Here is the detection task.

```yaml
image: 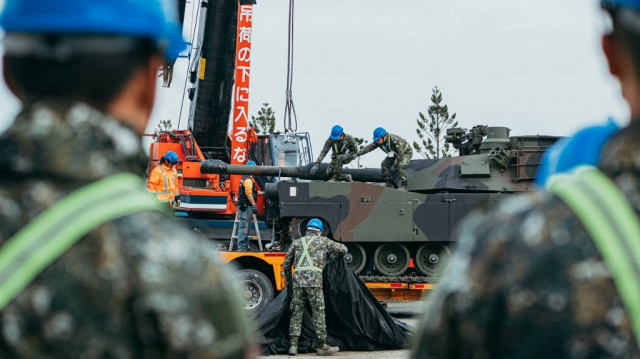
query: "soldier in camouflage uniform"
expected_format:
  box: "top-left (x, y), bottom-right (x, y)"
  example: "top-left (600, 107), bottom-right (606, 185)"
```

top-left (356, 127), bottom-right (413, 189)
top-left (0, 1), bottom-right (255, 358)
top-left (310, 125), bottom-right (358, 182)
top-left (283, 219), bottom-right (347, 356)
top-left (412, 1), bottom-right (640, 358)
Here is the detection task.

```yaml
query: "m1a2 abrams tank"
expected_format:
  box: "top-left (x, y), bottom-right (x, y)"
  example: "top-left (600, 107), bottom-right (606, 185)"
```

top-left (201, 126), bottom-right (560, 281)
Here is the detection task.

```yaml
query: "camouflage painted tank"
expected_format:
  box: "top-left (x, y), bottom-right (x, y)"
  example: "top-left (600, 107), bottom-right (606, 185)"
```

top-left (201, 126), bottom-right (560, 280)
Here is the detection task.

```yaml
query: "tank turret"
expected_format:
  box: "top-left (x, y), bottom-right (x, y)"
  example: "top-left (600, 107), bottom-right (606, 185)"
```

top-left (203, 126), bottom-right (560, 194)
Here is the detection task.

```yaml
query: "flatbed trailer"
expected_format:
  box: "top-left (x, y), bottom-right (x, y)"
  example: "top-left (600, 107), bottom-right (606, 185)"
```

top-left (218, 251), bottom-right (435, 312)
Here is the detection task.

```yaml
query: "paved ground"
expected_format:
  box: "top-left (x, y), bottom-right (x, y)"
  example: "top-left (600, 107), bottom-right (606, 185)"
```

top-left (259, 349), bottom-right (411, 358)
top-left (258, 300), bottom-right (424, 359)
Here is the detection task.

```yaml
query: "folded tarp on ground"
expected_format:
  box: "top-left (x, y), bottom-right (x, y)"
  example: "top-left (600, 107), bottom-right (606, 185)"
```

top-left (254, 255), bottom-right (414, 355)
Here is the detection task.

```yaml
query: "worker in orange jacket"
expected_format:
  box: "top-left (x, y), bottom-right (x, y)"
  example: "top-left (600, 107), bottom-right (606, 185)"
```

top-left (147, 151), bottom-right (179, 206)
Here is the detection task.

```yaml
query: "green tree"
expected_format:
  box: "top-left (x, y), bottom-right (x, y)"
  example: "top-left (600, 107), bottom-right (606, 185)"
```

top-left (249, 102), bottom-right (276, 134)
top-left (353, 136), bottom-right (368, 168)
top-left (413, 86), bottom-right (458, 159)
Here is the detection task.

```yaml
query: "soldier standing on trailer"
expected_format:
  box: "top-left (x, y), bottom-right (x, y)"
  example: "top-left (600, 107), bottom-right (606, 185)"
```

top-left (356, 127), bottom-right (413, 190)
top-left (310, 125), bottom-right (358, 182)
top-left (236, 160), bottom-right (264, 251)
top-left (283, 218), bottom-right (347, 356)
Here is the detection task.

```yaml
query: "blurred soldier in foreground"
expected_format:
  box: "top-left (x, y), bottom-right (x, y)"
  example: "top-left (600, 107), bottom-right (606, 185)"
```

top-left (412, 1), bottom-right (640, 358)
top-left (310, 125), bottom-right (358, 182)
top-left (147, 150), bottom-right (180, 206)
top-left (356, 127), bottom-right (413, 190)
top-left (283, 219), bottom-right (347, 356)
top-left (0, 0), bottom-right (255, 357)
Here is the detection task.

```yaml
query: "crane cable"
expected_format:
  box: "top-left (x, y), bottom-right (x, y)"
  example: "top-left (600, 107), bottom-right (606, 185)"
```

top-left (283, 0), bottom-right (298, 133)
top-left (177, 0), bottom-right (201, 129)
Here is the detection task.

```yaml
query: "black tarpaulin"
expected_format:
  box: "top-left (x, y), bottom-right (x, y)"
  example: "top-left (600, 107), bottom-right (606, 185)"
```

top-left (253, 256), bottom-right (414, 355)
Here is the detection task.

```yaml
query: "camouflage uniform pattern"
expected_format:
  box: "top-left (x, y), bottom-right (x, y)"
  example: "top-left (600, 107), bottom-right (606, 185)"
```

top-left (283, 233), bottom-right (347, 340)
top-left (288, 287), bottom-right (327, 340)
top-left (315, 134), bottom-right (358, 182)
top-left (412, 121), bottom-right (640, 358)
top-left (0, 102), bottom-right (252, 359)
top-left (358, 133), bottom-right (413, 186)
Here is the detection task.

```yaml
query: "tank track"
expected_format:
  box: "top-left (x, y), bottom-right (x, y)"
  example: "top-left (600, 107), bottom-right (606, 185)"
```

top-left (358, 275), bottom-right (439, 284)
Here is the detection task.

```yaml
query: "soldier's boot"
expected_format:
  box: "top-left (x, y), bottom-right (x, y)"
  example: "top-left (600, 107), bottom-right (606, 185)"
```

top-left (342, 174), bottom-right (353, 182)
top-left (316, 340), bottom-right (339, 356)
top-left (399, 180), bottom-right (407, 191)
top-left (328, 176), bottom-right (339, 183)
top-left (384, 181), bottom-right (394, 188)
top-left (289, 337), bottom-right (298, 355)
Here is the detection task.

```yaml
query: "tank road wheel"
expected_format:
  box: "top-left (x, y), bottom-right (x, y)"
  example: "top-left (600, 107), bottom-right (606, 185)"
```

top-left (344, 243), bottom-right (366, 274)
top-left (373, 243), bottom-right (410, 276)
top-left (415, 243), bottom-right (452, 277)
top-left (237, 269), bottom-right (274, 313)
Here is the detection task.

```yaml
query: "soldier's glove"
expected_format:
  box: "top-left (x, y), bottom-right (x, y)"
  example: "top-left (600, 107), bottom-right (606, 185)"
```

top-left (251, 205), bottom-right (258, 214)
top-left (310, 164), bottom-right (319, 175)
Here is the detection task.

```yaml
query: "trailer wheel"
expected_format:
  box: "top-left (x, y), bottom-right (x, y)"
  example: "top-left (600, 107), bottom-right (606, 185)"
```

top-left (237, 269), bottom-right (274, 313)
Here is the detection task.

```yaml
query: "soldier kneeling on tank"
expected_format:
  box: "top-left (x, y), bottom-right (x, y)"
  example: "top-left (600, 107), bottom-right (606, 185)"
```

top-left (355, 127), bottom-right (413, 190)
top-left (283, 219), bottom-right (347, 356)
top-left (310, 125), bottom-right (358, 182)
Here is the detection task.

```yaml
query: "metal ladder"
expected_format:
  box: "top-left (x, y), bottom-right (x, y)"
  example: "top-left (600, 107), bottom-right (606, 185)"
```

top-left (229, 211), bottom-right (263, 251)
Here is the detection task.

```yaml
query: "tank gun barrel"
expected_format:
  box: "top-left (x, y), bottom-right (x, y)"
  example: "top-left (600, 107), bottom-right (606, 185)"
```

top-left (200, 160), bottom-right (384, 182)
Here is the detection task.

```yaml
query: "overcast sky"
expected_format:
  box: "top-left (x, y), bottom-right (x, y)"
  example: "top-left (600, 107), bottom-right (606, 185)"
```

top-left (0, 0), bottom-right (630, 168)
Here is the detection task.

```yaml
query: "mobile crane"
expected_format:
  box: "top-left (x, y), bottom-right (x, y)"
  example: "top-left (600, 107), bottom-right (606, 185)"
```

top-left (149, 0), bottom-right (319, 313)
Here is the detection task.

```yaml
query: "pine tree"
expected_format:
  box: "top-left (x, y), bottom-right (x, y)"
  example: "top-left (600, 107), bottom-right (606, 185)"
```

top-left (413, 86), bottom-right (458, 159)
top-left (249, 103), bottom-right (276, 134)
top-left (352, 137), bottom-right (368, 168)
top-left (153, 119), bottom-right (173, 141)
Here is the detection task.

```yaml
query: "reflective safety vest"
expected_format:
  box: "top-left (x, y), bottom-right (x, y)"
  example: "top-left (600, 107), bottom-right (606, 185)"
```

top-left (237, 175), bottom-right (257, 208)
top-left (379, 135), bottom-right (393, 154)
top-left (0, 173), bottom-right (164, 310)
top-left (148, 164), bottom-right (178, 203)
top-left (332, 141), bottom-right (346, 154)
top-left (548, 165), bottom-right (640, 346)
top-left (294, 236), bottom-right (323, 273)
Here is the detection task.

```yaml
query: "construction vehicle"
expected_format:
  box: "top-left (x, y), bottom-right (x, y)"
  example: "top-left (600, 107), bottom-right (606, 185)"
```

top-left (148, 2), bottom-right (560, 313)
top-left (148, 0), bottom-right (320, 313)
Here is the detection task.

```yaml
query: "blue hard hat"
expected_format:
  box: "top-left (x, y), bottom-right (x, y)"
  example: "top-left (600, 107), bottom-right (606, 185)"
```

top-left (246, 160), bottom-right (257, 166)
top-left (601, 0), bottom-right (640, 10)
top-left (307, 218), bottom-right (323, 232)
top-left (0, 0), bottom-right (185, 61)
top-left (163, 151), bottom-right (178, 164)
top-left (373, 127), bottom-right (387, 142)
top-left (535, 118), bottom-right (620, 187)
top-left (330, 125), bottom-right (343, 140)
